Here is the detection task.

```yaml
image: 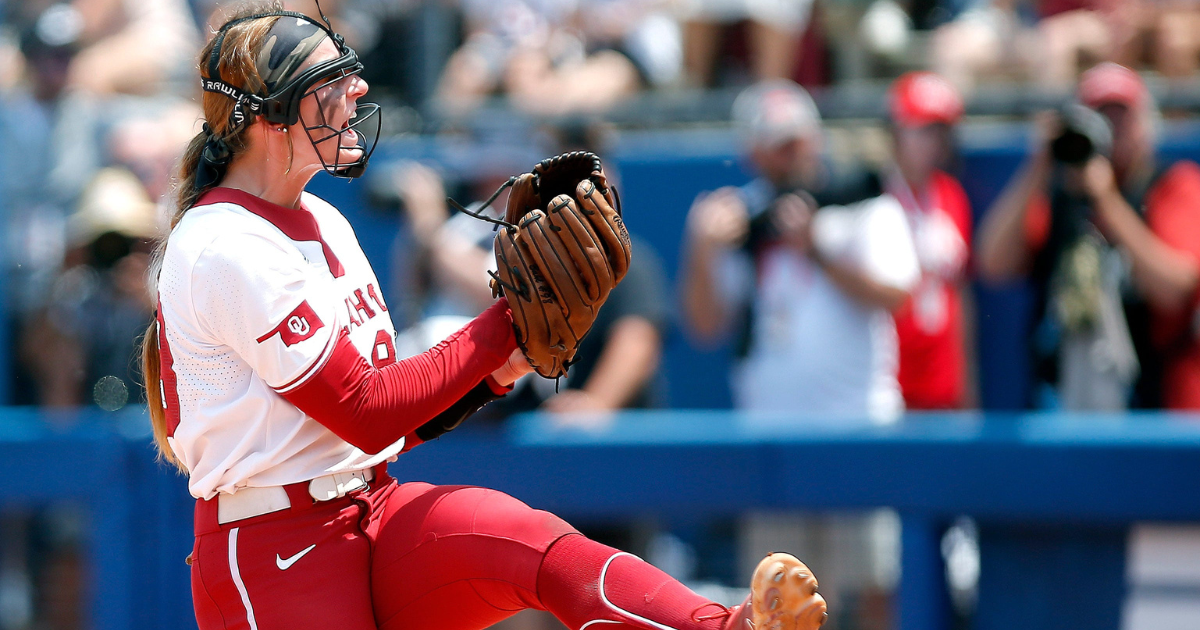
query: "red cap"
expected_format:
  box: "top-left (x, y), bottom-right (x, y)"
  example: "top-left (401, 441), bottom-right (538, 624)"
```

top-left (1078, 63), bottom-right (1148, 111)
top-left (888, 72), bottom-right (963, 127)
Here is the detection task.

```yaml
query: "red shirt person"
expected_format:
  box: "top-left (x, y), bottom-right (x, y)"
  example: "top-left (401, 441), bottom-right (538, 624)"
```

top-left (979, 63), bottom-right (1200, 409)
top-left (886, 72), bottom-right (973, 409)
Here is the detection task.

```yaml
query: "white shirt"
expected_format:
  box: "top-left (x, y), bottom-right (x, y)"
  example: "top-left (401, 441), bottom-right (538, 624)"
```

top-left (728, 193), bottom-right (920, 422)
top-left (156, 188), bottom-right (404, 500)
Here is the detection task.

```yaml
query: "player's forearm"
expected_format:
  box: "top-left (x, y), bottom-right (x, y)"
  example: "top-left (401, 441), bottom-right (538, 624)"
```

top-left (977, 156), bottom-right (1050, 282)
top-left (681, 243), bottom-right (729, 342)
top-left (581, 317), bottom-right (662, 408)
top-left (1093, 190), bottom-right (1200, 311)
top-left (401, 377), bottom-right (510, 451)
top-left (283, 300), bottom-right (516, 454)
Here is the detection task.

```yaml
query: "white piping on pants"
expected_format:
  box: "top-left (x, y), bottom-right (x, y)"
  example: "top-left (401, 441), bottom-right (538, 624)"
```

top-left (228, 527), bottom-right (260, 630)
top-left (579, 552), bottom-right (682, 630)
top-left (581, 620), bottom-right (624, 630)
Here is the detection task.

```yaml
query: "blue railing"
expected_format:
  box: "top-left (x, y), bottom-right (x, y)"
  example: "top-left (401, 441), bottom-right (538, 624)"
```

top-left (2, 409), bottom-right (1199, 630)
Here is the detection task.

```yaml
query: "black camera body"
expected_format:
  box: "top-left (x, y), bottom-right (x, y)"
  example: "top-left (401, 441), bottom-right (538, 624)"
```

top-left (1050, 103), bottom-right (1113, 165)
top-left (743, 170), bottom-right (882, 252)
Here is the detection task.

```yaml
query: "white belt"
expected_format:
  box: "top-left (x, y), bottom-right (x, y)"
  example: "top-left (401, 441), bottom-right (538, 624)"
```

top-left (217, 469), bottom-right (375, 525)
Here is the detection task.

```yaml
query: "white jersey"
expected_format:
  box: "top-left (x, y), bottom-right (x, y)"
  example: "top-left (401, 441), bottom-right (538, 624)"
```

top-left (156, 188), bottom-right (404, 500)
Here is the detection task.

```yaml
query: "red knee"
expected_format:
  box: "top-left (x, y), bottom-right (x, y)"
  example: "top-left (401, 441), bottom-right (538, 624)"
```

top-left (370, 483), bottom-right (579, 628)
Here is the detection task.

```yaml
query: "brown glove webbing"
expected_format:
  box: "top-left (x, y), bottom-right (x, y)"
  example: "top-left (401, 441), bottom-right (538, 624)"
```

top-left (532, 151), bottom-right (605, 200)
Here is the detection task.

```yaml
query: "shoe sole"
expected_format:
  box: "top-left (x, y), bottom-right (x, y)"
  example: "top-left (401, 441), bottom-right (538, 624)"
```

top-left (749, 553), bottom-right (827, 630)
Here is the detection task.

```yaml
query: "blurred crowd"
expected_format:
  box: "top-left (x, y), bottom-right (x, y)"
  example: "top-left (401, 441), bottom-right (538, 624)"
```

top-left (683, 62), bottom-right (1200, 418)
top-left (0, 0), bottom-right (1197, 408)
top-left (2, 0), bottom-right (1200, 627)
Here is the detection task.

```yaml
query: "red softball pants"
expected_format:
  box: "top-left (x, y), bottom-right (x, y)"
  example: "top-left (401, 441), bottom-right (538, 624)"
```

top-left (190, 467), bottom-right (733, 630)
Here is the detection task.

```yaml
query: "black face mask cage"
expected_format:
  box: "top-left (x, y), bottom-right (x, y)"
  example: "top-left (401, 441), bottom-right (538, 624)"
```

top-left (200, 7), bottom-right (381, 178)
top-left (299, 80), bottom-right (382, 179)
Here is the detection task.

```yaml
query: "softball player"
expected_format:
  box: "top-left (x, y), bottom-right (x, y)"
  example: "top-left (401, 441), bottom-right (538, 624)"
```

top-left (142, 4), bottom-right (827, 630)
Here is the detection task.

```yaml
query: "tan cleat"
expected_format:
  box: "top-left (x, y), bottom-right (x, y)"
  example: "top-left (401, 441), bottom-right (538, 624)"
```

top-left (721, 553), bottom-right (827, 630)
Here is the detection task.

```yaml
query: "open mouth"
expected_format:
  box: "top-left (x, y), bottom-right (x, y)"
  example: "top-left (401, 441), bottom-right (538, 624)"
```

top-left (308, 100), bottom-right (379, 174)
top-left (338, 111), bottom-right (359, 147)
top-left (336, 111), bottom-right (357, 145)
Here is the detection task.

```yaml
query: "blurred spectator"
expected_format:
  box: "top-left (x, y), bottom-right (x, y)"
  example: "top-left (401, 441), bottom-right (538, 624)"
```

top-left (1148, 0), bottom-right (1200, 77)
top-left (1033, 0), bottom-right (1117, 86)
top-left (1109, 0), bottom-right (1200, 78)
top-left (108, 101), bottom-right (202, 202)
top-left (384, 153), bottom-right (529, 327)
top-left (573, 0), bottom-right (683, 89)
top-left (1, 4), bottom-right (102, 327)
top-left (385, 143), bottom-right (670, 421)
top-left (436, 0), bottom-right (673, 116)
top-left (533, 122), bottom-right (671, 417)
top-left (858, 0), bottom-right (917, 64)
top-left (977, 63), bottom-right (1200, 410)
top-left (20, 167), bottom-right (157, 408)
top-left (885, 72), bottom-right (974, 409)
top-left (680, 82), bottom-right (918, 624)
top-left (678, 0), bottom-right (813, 86)
top-left (931, 0), bottom-right (1120, 92)
top-left (681, 79), bottom-right (919, 420)
top-left (15, 102), bottom-right (197, 407)
top-left (333, 0), bottom-right (450, 104)
top-left (20, 0), bottom-right (200, 96)
top-left (929, 0), bottom-right (1030, 92)
top-left (526, 232), bottom-right (670, 418)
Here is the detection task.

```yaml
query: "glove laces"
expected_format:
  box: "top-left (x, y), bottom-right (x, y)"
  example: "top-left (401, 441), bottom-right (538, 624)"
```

top-left (446, 176), bottom-right (518, 231)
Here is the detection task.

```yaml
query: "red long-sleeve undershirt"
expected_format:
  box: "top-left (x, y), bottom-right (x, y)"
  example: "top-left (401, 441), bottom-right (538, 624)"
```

top-left (281, 299), bottom-right (517, 454)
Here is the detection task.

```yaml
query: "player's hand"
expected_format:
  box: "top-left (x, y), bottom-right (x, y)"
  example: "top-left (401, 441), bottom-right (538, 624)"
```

top-left (772, 193), bottom-right (815, 254)
top-left (491, 348), bottom-right (535, 387)
top-left (687, 187), bottom-right (749, 252)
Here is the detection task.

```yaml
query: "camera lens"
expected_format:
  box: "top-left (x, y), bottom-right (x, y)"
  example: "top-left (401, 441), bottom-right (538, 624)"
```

top-left (1051, 103), bottom-right (1113, 165)
top-left (1051, 129), bottom-right (1094, 164)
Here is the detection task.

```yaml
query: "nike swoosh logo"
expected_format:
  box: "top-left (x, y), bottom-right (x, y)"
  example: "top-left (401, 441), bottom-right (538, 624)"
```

top-left (276, 544), bottom-right (316, 570)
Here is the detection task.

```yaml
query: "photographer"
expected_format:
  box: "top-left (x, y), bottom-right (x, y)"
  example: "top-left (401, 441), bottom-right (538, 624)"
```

top-left (681, 79), bottom-right (920, 420)
top-left (681, 80), bottom-right (918, 624)
top-left (977, 63), bottom-right (1200, 410)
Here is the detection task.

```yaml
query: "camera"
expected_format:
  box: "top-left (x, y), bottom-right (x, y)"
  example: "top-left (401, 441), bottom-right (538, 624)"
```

top-left (1050, 103), bottom-right (1113, 165)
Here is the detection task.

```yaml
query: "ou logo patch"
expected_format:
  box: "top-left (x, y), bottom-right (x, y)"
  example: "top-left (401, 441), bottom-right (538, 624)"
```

top-left (257, 301), bottom-right (325, 347)
top-left (288, 315), bottom-right (311, 336)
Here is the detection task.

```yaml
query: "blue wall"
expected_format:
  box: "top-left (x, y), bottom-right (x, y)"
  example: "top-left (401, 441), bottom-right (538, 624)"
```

top-left (5, 409), bottom-right (1200, 630)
